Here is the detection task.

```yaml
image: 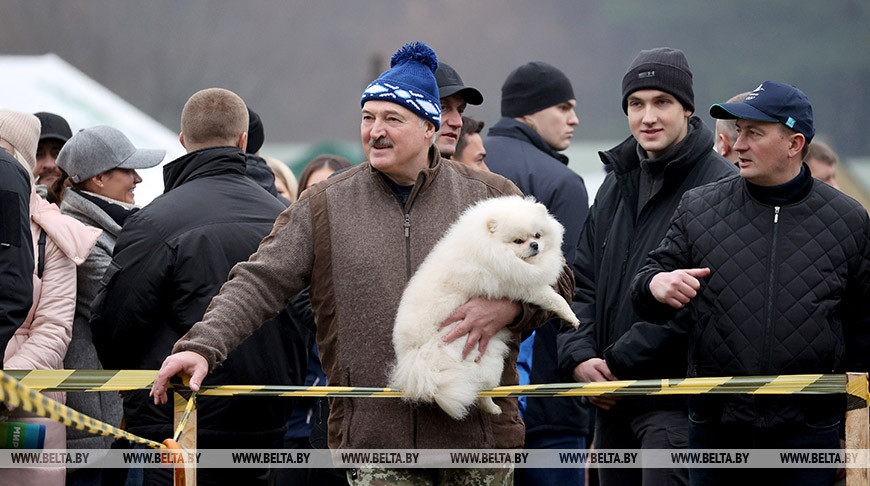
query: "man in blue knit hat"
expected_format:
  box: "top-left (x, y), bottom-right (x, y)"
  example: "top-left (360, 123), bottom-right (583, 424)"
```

top-left (152, 42), bottom-right (573, 485)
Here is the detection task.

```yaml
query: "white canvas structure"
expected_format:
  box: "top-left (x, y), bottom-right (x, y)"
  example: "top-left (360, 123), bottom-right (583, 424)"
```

top-left (0, 53), bottom-right (183, 205)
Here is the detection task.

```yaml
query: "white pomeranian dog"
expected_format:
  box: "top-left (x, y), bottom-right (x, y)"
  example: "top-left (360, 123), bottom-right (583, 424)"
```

top-left (389, 195), bottom-right (579, 420)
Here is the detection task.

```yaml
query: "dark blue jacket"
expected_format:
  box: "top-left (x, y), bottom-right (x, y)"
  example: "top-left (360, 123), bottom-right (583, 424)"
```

top-left (485, 117), bottom-right (590, 439)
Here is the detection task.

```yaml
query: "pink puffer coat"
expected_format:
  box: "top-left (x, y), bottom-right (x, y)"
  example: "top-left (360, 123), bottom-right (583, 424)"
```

top-left (2, 191), bottom-right (100, 486)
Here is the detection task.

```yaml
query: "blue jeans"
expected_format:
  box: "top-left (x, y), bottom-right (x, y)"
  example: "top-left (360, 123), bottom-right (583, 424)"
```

top-left (515, 434), bottom-right (585, 486)
top-left (688, 409), bottom-right (840, 486)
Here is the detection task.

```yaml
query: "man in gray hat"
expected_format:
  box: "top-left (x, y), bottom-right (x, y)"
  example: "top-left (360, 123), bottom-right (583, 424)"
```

top-left (434, 62), bottom-right (483, 159)
top-left (33, 112), bottom-right (73, 190)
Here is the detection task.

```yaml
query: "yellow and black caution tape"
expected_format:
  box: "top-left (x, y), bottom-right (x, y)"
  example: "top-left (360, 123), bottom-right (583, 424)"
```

top-left (4, 370), bottom-right (865, 402)
top-left (172, 393), bottom-right (196, 443)
top-left (4, 369), bottom-right (158, 392)
top-left (846, 373), bottom-right (869, 411)
top-left (0, 370), bottom-right (164, 449)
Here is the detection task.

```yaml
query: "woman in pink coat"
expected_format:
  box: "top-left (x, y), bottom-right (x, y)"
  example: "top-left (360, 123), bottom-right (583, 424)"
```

top-left (0, 110), bottom-right (100, 486)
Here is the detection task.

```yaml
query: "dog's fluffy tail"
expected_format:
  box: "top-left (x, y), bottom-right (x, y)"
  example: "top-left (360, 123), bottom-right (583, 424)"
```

top-left (388, 342), bottom-right (442, 402)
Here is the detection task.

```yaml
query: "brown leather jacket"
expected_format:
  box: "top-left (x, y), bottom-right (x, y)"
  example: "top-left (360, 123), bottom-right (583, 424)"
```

top-left (175, 147), bottom-right (574, 449)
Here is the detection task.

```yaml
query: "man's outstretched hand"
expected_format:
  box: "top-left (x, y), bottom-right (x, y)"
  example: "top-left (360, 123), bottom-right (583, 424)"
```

top-left (649, 268), bottom-right (710, 309)
top-left (149, 351), bottom-right (208, 405)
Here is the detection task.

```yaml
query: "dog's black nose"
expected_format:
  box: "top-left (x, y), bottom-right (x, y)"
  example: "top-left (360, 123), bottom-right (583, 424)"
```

top-left (530, 241), bottom-right (538, 251)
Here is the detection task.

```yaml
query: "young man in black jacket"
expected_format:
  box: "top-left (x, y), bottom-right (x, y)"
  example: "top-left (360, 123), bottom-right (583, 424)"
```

top-left (632, 81), bottom-right (870, 485)
top-left (557, 47), bottom-right (736, 486)
top-left (91, 88), bottom-right (308, 486)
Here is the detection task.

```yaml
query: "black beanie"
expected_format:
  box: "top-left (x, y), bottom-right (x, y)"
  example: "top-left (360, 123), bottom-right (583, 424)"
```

top-left (501, 62), bottom-right (575, 118)
top-left (246, 108), bottom-right (264, 154)
top-left (621, 47), bottom-right (694, 114)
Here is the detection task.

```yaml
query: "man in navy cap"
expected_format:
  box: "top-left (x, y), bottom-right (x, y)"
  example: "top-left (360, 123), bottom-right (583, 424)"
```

top-left (631, 81), bottom-right (870, 484)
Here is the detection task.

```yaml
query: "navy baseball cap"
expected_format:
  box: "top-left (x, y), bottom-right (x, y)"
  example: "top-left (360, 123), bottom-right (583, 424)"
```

top-left (710, 81), bottom-right (814, 142)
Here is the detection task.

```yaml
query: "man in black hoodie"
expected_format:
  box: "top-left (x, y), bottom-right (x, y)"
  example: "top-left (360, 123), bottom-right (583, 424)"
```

top-left (557, 48), bottom-right (735, 486)
top-left (91, 88), bottom-right (308, 486)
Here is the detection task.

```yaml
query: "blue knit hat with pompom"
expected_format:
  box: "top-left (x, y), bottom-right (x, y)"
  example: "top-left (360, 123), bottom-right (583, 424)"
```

top-left (361, 42), bottom-right (442, 130)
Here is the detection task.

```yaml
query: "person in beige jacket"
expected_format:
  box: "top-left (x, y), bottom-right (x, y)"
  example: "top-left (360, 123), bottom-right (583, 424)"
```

top-left (151, 42), bottom-right (573, 485)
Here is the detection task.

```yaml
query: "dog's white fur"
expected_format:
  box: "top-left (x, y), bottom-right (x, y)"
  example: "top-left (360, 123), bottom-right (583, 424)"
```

top-left (389, 195), bottom-right (579, 420)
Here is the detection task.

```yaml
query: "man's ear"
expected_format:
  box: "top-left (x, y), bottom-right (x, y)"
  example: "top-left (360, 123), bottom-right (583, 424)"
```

top-left (424, 121), bottom-right (436, 140)
top-left (179, 132), bottom-right (186, 149)
top-left (788, 133), bottom-right (806, 160)
top-left (716, 133), bottom-right (730, 157)
top-left (237, 132), bottom-right (248, 152)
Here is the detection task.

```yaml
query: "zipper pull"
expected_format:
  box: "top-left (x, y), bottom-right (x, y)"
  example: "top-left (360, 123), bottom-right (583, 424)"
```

top-left (774, 206), bottom-right (780, 223)
top-left (404, 214), bottom-right (411, 237)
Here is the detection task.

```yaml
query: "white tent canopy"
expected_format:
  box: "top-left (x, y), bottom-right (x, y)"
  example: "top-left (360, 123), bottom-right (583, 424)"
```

top-left (0, 53), bottom-right (183, 205)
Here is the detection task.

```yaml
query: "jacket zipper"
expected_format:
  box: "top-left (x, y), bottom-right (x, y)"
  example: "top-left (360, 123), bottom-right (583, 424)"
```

top-left (760, 205), bottom-right (780, 427)
top-left (404, 213), bottom-right (412, 281)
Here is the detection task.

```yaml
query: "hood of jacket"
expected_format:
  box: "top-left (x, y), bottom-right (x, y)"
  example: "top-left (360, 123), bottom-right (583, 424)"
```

top-left (487, 117), bottom-right (569, 165)
top-left (602, 115), bottom-right (715, 178)
top-left (163, 146), bottom-right (247, 193)
top-left (30, 189), bottom-right (101, 265)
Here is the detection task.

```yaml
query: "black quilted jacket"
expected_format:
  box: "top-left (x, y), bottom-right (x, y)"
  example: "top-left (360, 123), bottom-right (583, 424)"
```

top-left (632, 173), bottom-right (870, 427)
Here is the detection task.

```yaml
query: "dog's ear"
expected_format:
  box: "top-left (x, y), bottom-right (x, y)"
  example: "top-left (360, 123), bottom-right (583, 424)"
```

top-left (487, 217), bottom-right (499, 234)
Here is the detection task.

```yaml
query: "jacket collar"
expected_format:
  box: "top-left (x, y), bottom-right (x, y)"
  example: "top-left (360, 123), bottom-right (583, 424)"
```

top-left (163, 146), bottom-right (246, 193)
top-left (487, 117), bottom-right (570, 165)
top-left (601, 115), bottom-right (714, 177)
top-left (368, 145), bottom-right (444, 207)
top-left (60, 187), bottom-right (124, 237)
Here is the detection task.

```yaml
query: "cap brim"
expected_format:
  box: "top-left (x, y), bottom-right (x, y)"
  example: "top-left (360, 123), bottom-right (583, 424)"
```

top-left (117, 148), bottom-right (166, 170)
top-left (710, 102), bottom-right (778, 122)
top-left (439, 85), bottom-right (484, 105)
top-left (39, 132), bottom-right (70, 142)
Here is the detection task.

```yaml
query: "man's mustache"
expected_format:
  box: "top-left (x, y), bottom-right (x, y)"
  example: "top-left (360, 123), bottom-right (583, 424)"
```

top-left (369, 137), bottom-right (393, 149)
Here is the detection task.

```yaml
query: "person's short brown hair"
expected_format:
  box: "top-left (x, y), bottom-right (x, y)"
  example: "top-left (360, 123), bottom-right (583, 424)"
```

top-left (455, 116), bottom-right (485, 159)
top-left (180, 88), bottom-right (249, 147)
top-left (714, 92), bottom-right (750, 143)
top-left (806, 140), bottom-right (838, 166)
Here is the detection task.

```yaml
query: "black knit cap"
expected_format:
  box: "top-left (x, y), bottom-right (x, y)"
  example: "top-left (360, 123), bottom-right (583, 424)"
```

top-left (246, 107), bottom-right (264, 154)
top-left (501, 62), bottom-right (575, 118)
top-left (621, 47), bottom-right (694, 114)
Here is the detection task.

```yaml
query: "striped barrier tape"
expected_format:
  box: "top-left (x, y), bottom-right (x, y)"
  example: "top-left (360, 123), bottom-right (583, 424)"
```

top-left (0, 370), bottom-right (164, 450)
top-left (172, 393), bottom-right (196, 443)
top-left (3, 370), bottom-right (866, 404)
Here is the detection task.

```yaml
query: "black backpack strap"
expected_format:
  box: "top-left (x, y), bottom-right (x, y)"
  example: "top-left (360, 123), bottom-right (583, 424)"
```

top-left (37, 229), bottom-right (46, 279)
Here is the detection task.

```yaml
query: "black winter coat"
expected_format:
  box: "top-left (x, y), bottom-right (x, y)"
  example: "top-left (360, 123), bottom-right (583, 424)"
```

top-left (91, 147), bottom-right (309, 444)
top-left (558, 117), bottom-right (736, 412)
top-left (0, 152), bottom-right (33, 363)
top-left (485, 117), bottom-right (590, 439)
top-left (632, 172), bottom-right (870, 427)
